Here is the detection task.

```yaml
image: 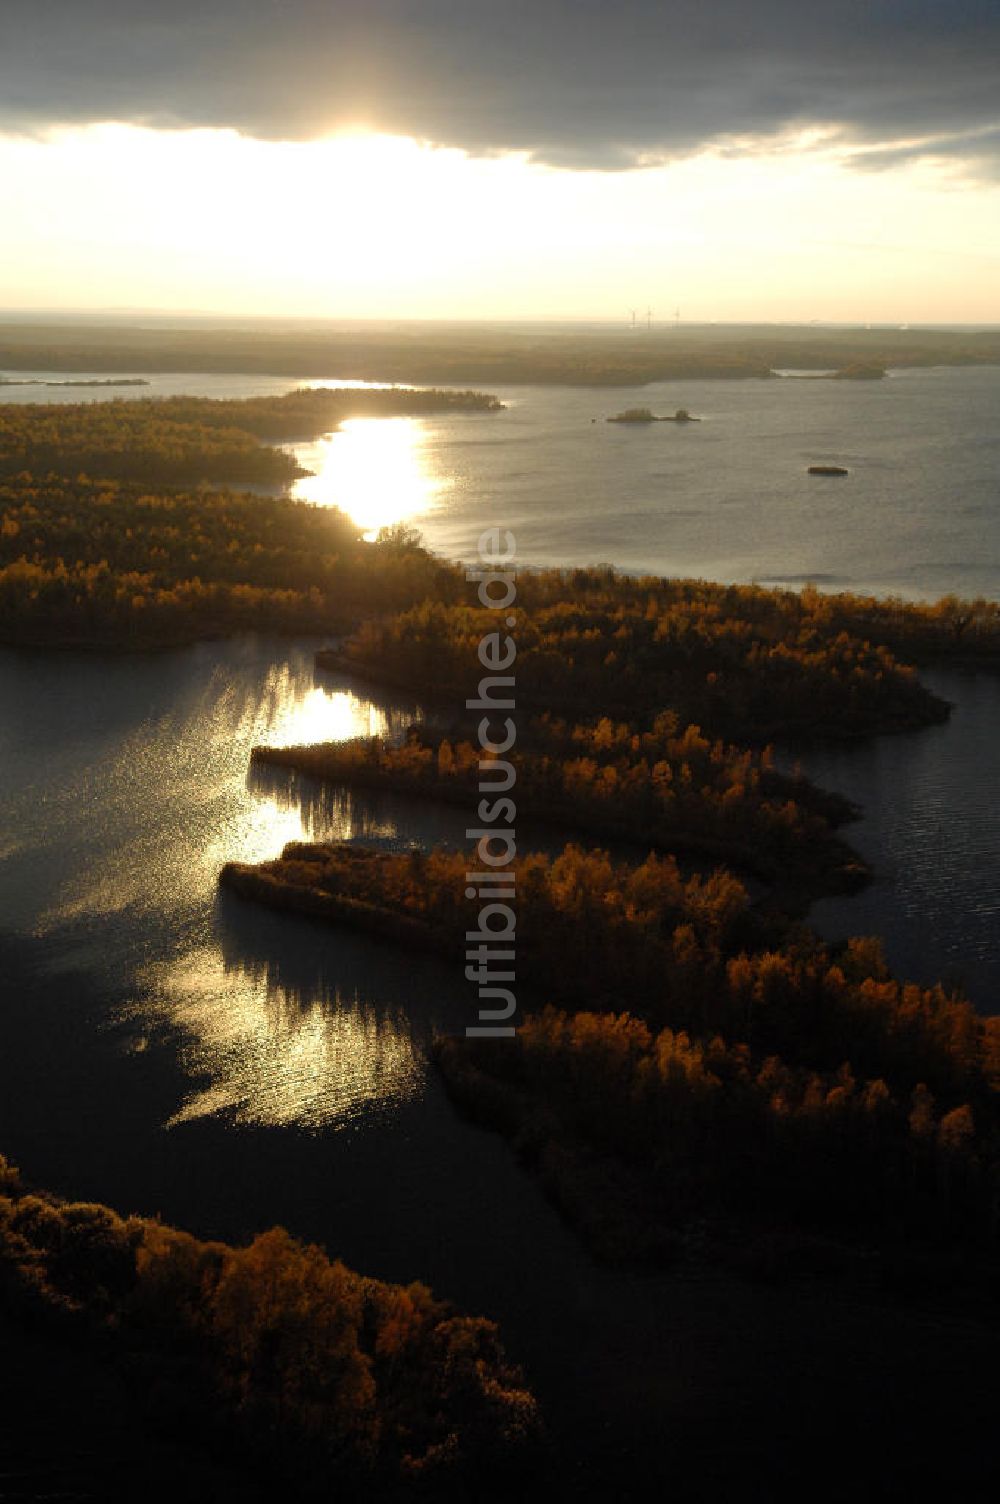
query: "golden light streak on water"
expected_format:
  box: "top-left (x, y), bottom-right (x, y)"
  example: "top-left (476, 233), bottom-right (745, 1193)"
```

top-left (34, 665), bottom-right (399, 931)
top-left (144, 946), bottom-right (423, 1130)
top-left (262, 683), bottom-right (391, 750)
top-left (21, 645), bottom-right (432, 1128)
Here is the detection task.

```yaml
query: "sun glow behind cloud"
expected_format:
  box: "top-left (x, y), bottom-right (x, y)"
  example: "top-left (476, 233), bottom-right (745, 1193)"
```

top-left (0, 122), bottom-right (998, 320)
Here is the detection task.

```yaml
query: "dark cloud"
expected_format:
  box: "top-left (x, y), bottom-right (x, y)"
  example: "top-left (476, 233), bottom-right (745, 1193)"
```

top-left (1, 0), bottom-right (998, 169)
top-left (841, 125), bottom-right (1000, 182)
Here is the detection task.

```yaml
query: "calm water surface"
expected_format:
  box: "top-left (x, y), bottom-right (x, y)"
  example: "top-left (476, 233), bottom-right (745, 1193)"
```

top-left (312, 365), bottom-right (1000, 601)
top-left (0, 638), bottom-right (476, 1132)
top-left (797, 665), bottom-right (1000, 1010)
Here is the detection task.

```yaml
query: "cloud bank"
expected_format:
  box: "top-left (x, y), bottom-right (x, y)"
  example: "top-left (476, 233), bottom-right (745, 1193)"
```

top-left (1, 0), bottom-right (998, 169)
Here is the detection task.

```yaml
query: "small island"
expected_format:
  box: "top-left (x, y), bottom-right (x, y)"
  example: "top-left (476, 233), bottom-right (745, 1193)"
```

top-left (829, 363), bottom-right (887, 380)
top-left (607, 406), bottom-right (701, 423)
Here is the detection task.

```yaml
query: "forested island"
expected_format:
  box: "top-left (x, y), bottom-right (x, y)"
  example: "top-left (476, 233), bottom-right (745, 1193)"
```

top-left (607, 406), bottom-right (700, 422)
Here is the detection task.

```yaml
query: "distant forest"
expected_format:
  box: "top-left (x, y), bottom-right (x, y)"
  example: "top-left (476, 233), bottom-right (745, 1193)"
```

top-left (1, 320), bottom-right (999, 385)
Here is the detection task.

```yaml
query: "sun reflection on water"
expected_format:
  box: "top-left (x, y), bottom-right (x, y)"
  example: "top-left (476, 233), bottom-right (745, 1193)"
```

top-left (22, 644), bottom-right (434, 1130)
top-left (210, 683), bottom-right (401, 868)
top-left (34, 663), bottom-right (404, 933)
top-left (291, 417), bottom-right (448, 538)
top-left (143, 945), bottom-right (423, 1130)
top-left (259, 684), bottom-right (392, 751)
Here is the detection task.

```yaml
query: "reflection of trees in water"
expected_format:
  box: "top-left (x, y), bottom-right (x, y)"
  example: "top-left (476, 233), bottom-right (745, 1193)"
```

top-left (247, 760), bottom-right (394, 845)
top-left (130, 888), bottom-right (474, 1129)
top-left (214, 885), bottom-right (468, 1037)
top-left (312, 657), bottom-right (426, 721)
top-left (246, 760), bottom-right (473, 851)
top-left (138, 892), bottom-right (476, 1129)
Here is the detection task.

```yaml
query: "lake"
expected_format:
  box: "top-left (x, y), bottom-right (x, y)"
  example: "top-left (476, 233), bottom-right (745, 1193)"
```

top-left (1, 365), bottom-right (999, 1489)
top-left (292, 365), bottom-right (1000, 602)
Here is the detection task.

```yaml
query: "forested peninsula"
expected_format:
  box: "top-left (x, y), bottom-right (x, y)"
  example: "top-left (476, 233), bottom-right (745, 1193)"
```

top-left (0, 388), bottom-right (486, 646)
top-left (250, 718), bottom-right (867, 899)
top-left (226, 550), bottom-right (1000, 1298)
top-left (221, 838), bottom-right (1000, 1280)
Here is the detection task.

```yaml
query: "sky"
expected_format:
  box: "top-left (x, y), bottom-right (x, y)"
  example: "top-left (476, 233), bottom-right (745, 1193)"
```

top-left (1, 0), bottom-right (998, 322)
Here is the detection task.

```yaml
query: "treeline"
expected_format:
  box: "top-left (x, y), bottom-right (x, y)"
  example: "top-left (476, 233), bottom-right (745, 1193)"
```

top-left (790, 582), bottom-right (1000, 664)
top-left (252, 716), bottom-right (866, 894)
top-left (0, 478), bottom-right (457, 646)
top-left (0, 1154), bottom-right (539, 1496)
